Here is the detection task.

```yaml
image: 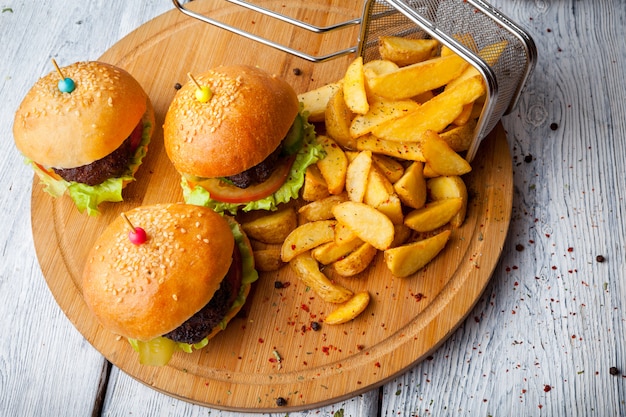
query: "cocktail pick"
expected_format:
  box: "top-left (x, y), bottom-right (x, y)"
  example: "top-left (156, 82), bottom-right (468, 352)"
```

top-left (121, 212), bottom-right (147, 245)
top-left (187, 72), bottom-right (212, 103)
top-left (51, 58), bottom-right (75, 93)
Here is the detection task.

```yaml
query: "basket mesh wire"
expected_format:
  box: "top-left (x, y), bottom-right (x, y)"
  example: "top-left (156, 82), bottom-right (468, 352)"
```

top-left (359, 0), bottom-right (535, 160)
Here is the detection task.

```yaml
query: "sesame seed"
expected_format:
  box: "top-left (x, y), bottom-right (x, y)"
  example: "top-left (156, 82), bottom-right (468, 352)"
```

top-left (172, 294), bottom-right (178, 301)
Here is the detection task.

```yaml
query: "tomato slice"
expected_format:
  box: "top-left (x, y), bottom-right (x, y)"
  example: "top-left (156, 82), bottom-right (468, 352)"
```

top-left (129, 120), bottom-right (144, 153)
top-left (190, 155), bottom-right (297, 204)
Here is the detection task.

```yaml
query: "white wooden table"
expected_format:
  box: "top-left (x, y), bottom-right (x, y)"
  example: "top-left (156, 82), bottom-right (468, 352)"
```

top-left (1, 1), bottom-right (624, 416)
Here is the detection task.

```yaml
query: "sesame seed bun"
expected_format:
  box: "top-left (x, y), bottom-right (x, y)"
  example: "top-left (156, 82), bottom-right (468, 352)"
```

top-left (82, 203), bottom-right (239, 342)
top-left (163, 65), bottom-right (299, 178)
top-left (13, 61), bottom-right (151, 169)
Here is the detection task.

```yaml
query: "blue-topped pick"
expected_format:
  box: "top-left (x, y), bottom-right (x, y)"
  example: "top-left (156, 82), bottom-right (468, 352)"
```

top-left (51, 58), bottom-right (75, 93)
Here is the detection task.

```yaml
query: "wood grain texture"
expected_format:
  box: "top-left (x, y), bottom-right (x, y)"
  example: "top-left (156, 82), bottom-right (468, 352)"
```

top-left (30, 0), bottom-right (512, 411)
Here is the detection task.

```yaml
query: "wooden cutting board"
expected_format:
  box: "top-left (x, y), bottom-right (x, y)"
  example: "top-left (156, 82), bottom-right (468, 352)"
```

top-left (31, 0), bottom-right (513, 412)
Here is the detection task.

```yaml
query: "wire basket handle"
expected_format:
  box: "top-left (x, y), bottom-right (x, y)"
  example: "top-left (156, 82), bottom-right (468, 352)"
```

top-left (171, 0), bottom-right (364, 62)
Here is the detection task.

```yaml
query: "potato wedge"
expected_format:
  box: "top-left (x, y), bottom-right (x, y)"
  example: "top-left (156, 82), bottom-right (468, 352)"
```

top-left (253, 248), bottom-right (285, 272)
top-left (298, 193), bottom-right (348, 222)
top-left (324, 291), bottom-right (371, 324)
top-left (390, 223), bottom-right (412, 248)
top-left (302, 165), bottom-right (330, 201)
top-left (240, 207), bottom-right (297, 244)
top-left (427, 176), bottom-right (468, 228)
top-left (440, 119), bottom-right (476, 152)
top-left (404, 197), bottom-right (463, 232)
top-left (325, 87), bottom-right (357, 150)
top-left (420, 130), bottom-right (472, 176)
top-left (356, 134), bottom-right (425, 162)
top-left (368, 54), bottom-right (469, 100)
top-left (393, 161), bottom-right (427, 209)
top-left (384, 230), bottom-right (451, 277)
top-left (281, 220), bottom-right (337, 262)
top-left (312, 236), bottom-right (364, 265)
top-left (334, 221), bottom-right (359, 244)
top-left (333, 242), bottom-right (378, 277)
top-left (372, 154), bottom-right (404, 183)
top-left (345, 150), bottom-right (372, 202)
top-left (378, 36), bottom-right (439, 66)
top-left (333, 201), bottom-right (395, 250)
top-left (372, 75), bottom-right (486, 142)
top-left (316, 135), bottom-right (348, 195)
top-left (289, 252), bottom-right (353, 303)
top-left (375, 194), bottom-right (404, 225)
top-left (363, 59), bottom-right (399, 76)
top-left (298, 82), bottom-right (342, 123)
top-left (343, 56), bottom-right (369, 114)
top-left (364, 166), bottom-right (395, 208)
top-left (349, 96), bottom-right (420, 138)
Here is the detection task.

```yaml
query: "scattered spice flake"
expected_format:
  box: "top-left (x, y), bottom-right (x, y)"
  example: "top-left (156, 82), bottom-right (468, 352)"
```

top-left (550, 123), bottom-right (559, 130)
top-left (515, 243), bottom-right (525, 251)
top-left (272, 350), bottom-right (283, 369)
top-left (258, 338), bottom-right (264, 344)
top-left (609, 366), bottom-right (620, 376)
top-left (544, 385), bottom-right (551, 392)
top-left (596, 255), bottom-right (606, 263)
top-left (2, 7), bottom-right (13, 13)
top-left (374, 362), bottom-right (381, 368)
top-left (275, 397), bottom-right (287, 407)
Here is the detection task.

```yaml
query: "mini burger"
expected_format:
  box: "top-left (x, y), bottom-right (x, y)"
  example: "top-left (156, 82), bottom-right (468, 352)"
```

top-left (163, 65), bottom-right (323, 214)
top-left (13, 61), bottom-right (154, 215)
top-left (82, 203), bottom-right (258, 366)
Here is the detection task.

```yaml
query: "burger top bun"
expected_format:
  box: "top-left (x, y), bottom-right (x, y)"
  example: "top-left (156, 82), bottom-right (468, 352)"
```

top-left (82, 203), bottom-right (235, 342)
top-left (163, 65), bottom-right (299, 178)
top-left (13, 61), bottom-right (149, 169)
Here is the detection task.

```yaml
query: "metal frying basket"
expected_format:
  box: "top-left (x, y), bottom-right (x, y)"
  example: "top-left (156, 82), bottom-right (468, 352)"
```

top-left (172, 0), bottom-right (537, 162)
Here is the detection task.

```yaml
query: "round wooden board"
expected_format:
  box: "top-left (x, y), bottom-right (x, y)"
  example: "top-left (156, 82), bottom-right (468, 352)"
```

top-left (31, 0), bottom-right (513, 412)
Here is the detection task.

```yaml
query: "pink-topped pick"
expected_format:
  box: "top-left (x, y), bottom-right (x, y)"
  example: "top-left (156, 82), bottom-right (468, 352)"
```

top-left (121, 213), bottom-right (147, 245)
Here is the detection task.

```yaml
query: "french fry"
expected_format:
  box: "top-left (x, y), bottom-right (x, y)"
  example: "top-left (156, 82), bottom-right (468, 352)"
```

top-left (290, 252), bottom-right (354, 303)
top-left (333, 201), bottom-right (395, 250)
top-left (420, 130), bottom-right (472, 176)
top-left (325, 88), bottom-right (357, 150)
top-left (427, 176), bottom-right (468, 228)
top-left (393, 161), bottom-right (427, 209)
top-left (404, 197), bottom-right (463, 232)
top-left (240, 207), bottom-right (297, 244)
top-left (298, 82), bottom-right (342, 122)
top-left (316, 135), bottom-right (348, 195)
top-left (302, 165), bottom-right (330, 201)
top-left (345, 150), bottom-right (372, 202)
top-left (368, 54), bottom-right (469, 100)
top-left (253, 248), bottom-right (285, 272)
top-left (349, 96), bottom-right (420, 138)
top-left (371, 75), bottom-right (486, 142)
top-left (356, 134), bottom-right (425, 162)
top-left (343, 56), bottom-right (369, 115)
top-left (333, 242), bottom-right (378, 277)
top-left (312, 236), bottom-right (364, 265)
top-left (384, 230), bottom-right (451, 277)
top-left (298, 193), bottom-right (348, 222)
top-left (324, 291), bottom-right (371, 324)
top-left (281, 220), bottom-right (337, 262)
top-left (378, 36), bottom-right (439, 66)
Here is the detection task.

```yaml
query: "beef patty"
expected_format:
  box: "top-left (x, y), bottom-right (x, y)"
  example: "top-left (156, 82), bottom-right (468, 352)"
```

top-left (163, 244), bottom-right (243, 345)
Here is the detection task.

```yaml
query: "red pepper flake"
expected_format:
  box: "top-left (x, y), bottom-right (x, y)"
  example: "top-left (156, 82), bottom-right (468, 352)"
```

top-left (322, 346), bottom-right (330, 355)
top-left (291, 244), bottom-right (297, 250)
top-left (374, 362), bottom-right (381, 368)
top-left (269, 358), bottom-right (277, 363)
top-left (567, 247), bottom-right (574, 252)
top-left (258, 338), bottom-right (264, 344)
top-left (357, 344), bottom-right (365, 351)
top-left (544, 385), bottom-right (551, 392)
top-left (301, 304), bottom-right (310, 312)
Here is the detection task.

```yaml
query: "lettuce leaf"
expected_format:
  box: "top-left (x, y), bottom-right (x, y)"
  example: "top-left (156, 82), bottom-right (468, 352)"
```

top-left (129, 219), bottom-right (258, 364)
top-left (182, 111), bottom-right (324, 214)
top-left (27, 119), bottom-right (152, 216)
